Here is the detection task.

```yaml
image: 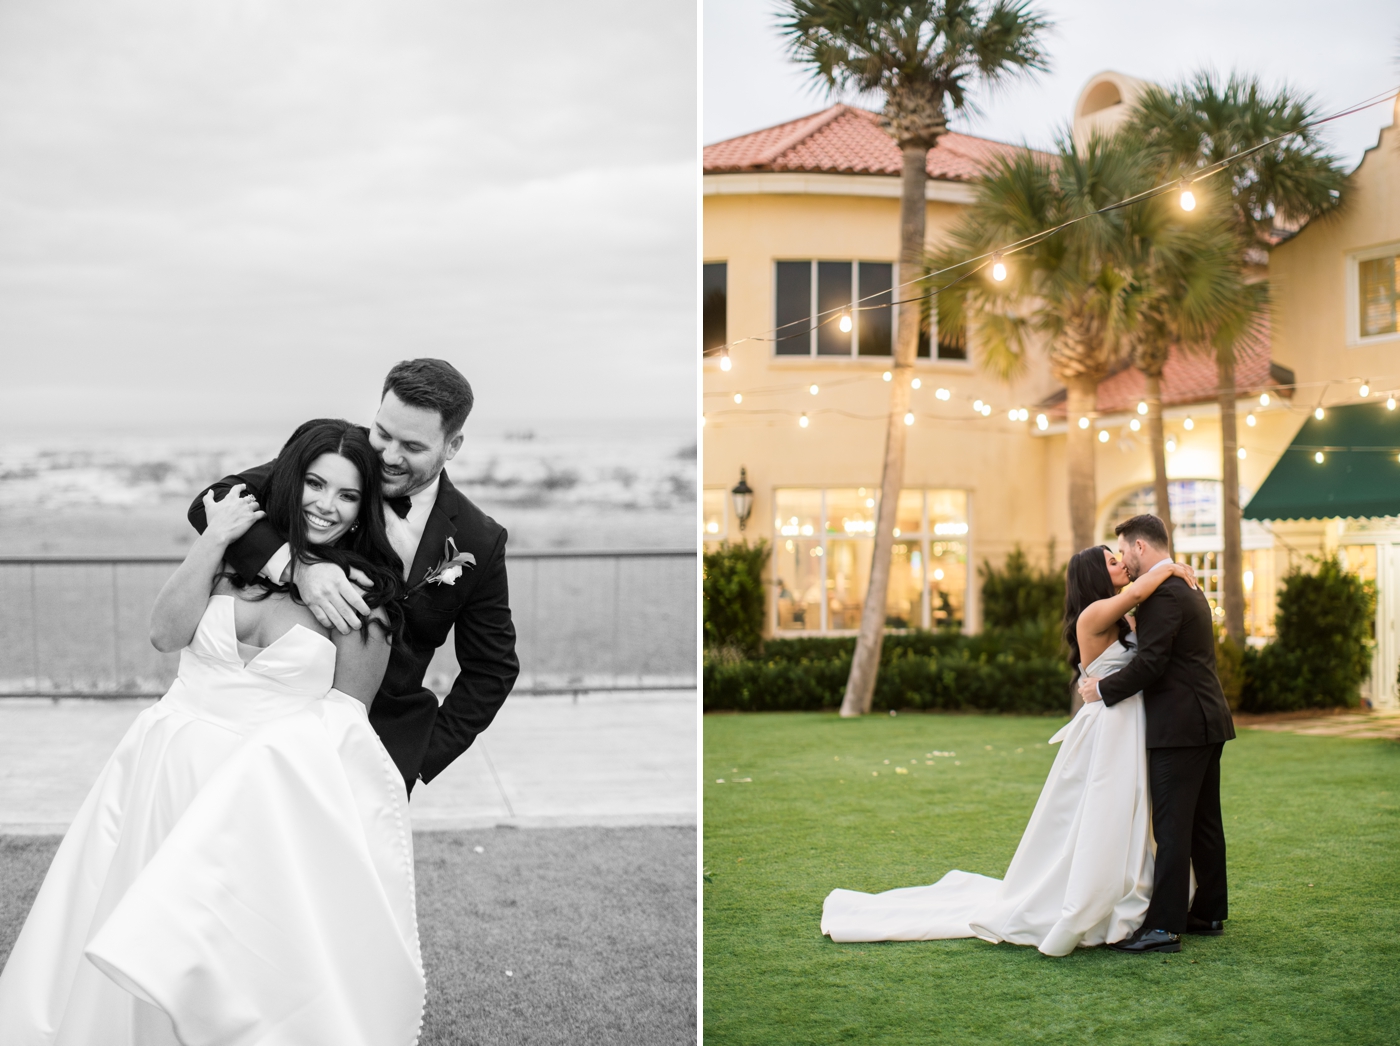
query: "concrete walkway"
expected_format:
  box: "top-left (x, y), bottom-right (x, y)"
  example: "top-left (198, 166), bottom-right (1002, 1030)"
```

top-left (1236, 708), bottom-right (1400, 741)
top-left (0, 691), bottom-right (697, 834)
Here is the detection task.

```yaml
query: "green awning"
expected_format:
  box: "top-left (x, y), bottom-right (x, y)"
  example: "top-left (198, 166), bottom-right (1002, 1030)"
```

top-left (1244, 402), bottom-right (1400, 521)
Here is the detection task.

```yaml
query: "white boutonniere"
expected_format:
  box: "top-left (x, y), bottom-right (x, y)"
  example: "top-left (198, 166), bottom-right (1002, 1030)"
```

top-left (414, 536), bottom-right (476, 591)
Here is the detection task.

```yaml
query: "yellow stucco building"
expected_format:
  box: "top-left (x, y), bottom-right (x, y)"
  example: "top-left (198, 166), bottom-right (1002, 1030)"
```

top-left (703, 74), bottom-right (1400, 704)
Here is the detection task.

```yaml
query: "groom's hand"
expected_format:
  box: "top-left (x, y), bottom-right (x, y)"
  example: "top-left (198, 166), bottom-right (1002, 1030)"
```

top-left (1078, 675), bottom-right (1103, 703)
top-left (295, 561), bottom-right (372, 634)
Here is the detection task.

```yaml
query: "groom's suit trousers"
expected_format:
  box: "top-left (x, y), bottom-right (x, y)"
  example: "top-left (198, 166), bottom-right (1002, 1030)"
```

top-left (1142, 743), bottom-right (1228, 934)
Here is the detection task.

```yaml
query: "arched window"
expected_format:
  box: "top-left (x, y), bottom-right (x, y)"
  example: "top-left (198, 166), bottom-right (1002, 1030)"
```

top-left (1103, 480), bottom-right (1223, 544)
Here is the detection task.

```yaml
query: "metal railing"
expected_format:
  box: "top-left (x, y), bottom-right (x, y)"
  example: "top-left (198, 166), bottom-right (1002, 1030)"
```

top-left (0, 550), bottom-right (696, 698)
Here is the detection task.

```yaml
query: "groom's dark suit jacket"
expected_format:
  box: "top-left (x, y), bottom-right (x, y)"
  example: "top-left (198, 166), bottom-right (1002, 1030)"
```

top-left (1098, 576), bottom-right (1235, 749)
top-left (189, 464), bottom-right (518, 794)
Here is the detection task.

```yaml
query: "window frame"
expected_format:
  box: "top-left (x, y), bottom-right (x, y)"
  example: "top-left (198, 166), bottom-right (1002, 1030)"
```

top-left (702, 261), bottom-right (728, 357)
top-left (1346, 242), bottom-right (1400, 347)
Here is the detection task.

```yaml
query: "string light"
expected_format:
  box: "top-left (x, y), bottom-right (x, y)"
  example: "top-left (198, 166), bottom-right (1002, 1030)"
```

top-left (1129, 418), bottom-right (1141, 431)
top-left (1360, 382), bottom-right (1371, 397)
top-left (973, 399), bottom-right (985, 411)
top-left (1078, 417), bottom-right (1090, 430)
top-left (1019, 408), bottom-right (1030, 421)
top-left (904, 410), bottom-right (915, 426)
top-left (839, 314), bottom-right (852, 333)
top-left (882, 371), bottom-right (892, 382)
top-left (1246, 413), bottom-right (1257, 426)
top-left (1238, 447), bottom-right (1247, 459)
top-left (1036, 414), bottom-right (1048, 430)
top-left (1315, 407), bottom-right (1325, 420)
top-left (1184, 417), bottom-right (1194, 430)
top-left (1137, 402), bottom-right (1148, 415)
top-left (1179, 178), bottom-right (1196, 211)
top-left (980, 403), bottom-right (992, 416)
top-left (991, 253), bottom-right (1007, 282)
top-left (1390, 396), bottom-right (1397, 410)
top-left (809, 384), bottom-right (819, 395)
top-left (799, 413), bottom-right (809, 428)
top-left (911, 378), bottom-right (921, 389)
top-left (719, 349), bottom-right (732, 372)
top-left (1098, 430), bottom-right (1110, 443)
top-left (1166, 437), bottom-right (1177, 452)
top-left (1259, 392), bottom-right (1270, 407)
top-left (1314, 451), bottom-right (1325, 464)
top-left (1008, 408), bottom-right (1019, 420)
top-left (733, 393), bottom-right (743, 404)
top-left (935, 388), bottom-right (951, 401)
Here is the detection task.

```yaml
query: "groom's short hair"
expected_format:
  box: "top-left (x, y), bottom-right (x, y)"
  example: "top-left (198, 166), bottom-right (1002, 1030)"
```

top-left (382, 359), bottom-right (474, 435)
top-left (1115, 513), bottom-right (1169, 550)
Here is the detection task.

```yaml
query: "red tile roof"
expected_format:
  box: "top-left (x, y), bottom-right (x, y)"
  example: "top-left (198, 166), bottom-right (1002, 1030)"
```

top-left (1038, 322), bottom-right (1292, 417)
top-left (703, 104), bottom-right (1032, 180)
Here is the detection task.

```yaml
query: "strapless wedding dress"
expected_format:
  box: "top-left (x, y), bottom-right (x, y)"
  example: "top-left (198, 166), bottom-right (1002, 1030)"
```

top-left (821, 636), bottom-right (1154, 956)
top-left (0, 595), bottom-right (425, 1045)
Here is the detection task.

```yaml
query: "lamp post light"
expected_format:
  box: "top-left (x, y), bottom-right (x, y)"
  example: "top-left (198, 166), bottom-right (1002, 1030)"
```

top-left (731, 467), bottom-right (754, 532)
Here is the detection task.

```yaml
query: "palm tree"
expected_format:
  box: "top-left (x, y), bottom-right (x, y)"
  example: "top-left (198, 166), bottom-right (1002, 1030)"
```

top-left (779, 0), bottom-right (1051, 718)
top-left (932, 134), bottom-right (1156, 555)
top-left (1124, 72), bottom-right (1348, 642)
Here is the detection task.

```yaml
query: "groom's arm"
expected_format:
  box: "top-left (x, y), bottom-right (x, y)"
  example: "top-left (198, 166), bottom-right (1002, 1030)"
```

top-left (418, 527), bottom-right (519, 784)
top-left (1097, 587), bottom-right (1185, 706)
top-left (188, 461), bottom-right (283, 584)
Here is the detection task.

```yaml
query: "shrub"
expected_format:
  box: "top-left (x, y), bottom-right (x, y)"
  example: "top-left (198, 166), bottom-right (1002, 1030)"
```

top-left (980, 544), bottom-right (1065, 630)
top-left (1239, 555), bottom-right (1375, 712)
top-left (703, 540), bottom-right (770, 656)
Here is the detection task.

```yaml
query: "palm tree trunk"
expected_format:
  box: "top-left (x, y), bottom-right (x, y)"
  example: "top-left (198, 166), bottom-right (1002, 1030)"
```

top-left (1217, 351), bottom-right (1245, 642)
top-left (1065, 375), bottom-right (1099, 555)
top-left (1145, 371), bottom-right (1173, 555)
top-left (841, 143), bottom-right (926, 717)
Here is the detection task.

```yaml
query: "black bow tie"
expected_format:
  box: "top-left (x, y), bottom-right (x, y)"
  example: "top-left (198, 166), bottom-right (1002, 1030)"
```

top-left (386, 494), bottom-right (413, 519)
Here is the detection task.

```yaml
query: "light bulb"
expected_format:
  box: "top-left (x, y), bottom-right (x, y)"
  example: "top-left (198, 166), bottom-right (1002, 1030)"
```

top-left (1360, 383), bottom-right (1370, 397)
top-left (1390, 396), bottom-right (1397, 410)
top-left (839, 314), bottom-right (852, 333)
top-left (981, 404), bottom-right (991, 416)
top-left (1036, 414), bottom-right (1048, 430)
top-left (1137, 402), bottom-right (1148, 415)
top-left (1078, 417), bottom-right (1090, 430)
top-left (809, 384), bottom-right (819, 395)
top-left (1315, 407), bottom-right (1325, 420)
top-left (719, 352), bottom-right (732, 372)
top-left (1238, 447), bottom-right (1247, 459)
top-left (733, 393), bottom-right (742, 404)
top-left (1246, 413), bottom-right (1256, 427)
top-left (1166, 437), bottom-right (1177, 453)
top-left (1008, 408), bottom-right (1019, 421)
top-left (1180, 179), bottom-right (1196, 211)
top-left (904, 411), bottom-right (915, 426)
top-left (1259, 393), bottom-right (1270, 407)
top-left (799, 413), bottom-right (809, 428)
top-left (1098, 430), bottom-right (1110, 443)
top-left (935, 388), bottom-right (951, 401)
top-left (882, 371), bottom-right (892, 382)
top-left (1020, 409), bottom-right (1030, 421)
top-left (1129, 418), bottom-right (1141, 431)
top-left (912, 378), bottom-right (921, 389)
top-left (991, 254), bottom-right (1007, 282)
top-left (1314, 451), bottom-right (1325, 464)
top-left (974, 399), bottom-right (984, 411)
top-left (1184, 417), bottom-right (1194, 431)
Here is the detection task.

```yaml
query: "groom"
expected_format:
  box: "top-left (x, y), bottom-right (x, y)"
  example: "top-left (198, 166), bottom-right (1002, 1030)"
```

top-left (188, 358), bottom-right (519, 796)
top-left (1078, 513), bottom-right (1235, 954)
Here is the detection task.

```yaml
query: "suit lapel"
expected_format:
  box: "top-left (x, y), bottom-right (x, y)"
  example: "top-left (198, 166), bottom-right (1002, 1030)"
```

top-left (407, 472), bottom-right (460, 589)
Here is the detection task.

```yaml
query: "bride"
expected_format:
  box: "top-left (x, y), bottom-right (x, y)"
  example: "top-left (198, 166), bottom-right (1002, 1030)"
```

top-left (821, 546), bottom-right (1196, 956)
top-left (0, 418), bottom-right (426, 1045)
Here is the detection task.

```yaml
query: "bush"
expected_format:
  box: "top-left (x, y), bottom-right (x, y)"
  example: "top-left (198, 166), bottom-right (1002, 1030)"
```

top-left (1239, 555), bottom-right (1375, 712)
top-left (703, 540), bottom-right (770, 656)
top-left (703, 626), bottom-right (1072, 714)
top-left (980, 544), bottom-right (1065, 630)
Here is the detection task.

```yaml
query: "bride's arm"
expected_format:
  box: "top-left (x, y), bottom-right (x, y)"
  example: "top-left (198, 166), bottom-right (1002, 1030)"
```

top-left (330, 609), bottom-right (392, 709)
top-left (151, 486), bottom-right (265, 652)
top-left (1077, 560), bottom-right (1195, 638)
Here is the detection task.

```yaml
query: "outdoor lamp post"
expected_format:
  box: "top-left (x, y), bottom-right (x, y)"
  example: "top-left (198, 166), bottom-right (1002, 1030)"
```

top-left (731, 468), bottom-right (754, 531)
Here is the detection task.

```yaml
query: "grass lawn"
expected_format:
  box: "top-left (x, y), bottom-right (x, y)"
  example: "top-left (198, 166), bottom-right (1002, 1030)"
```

top-left (703, 712), bottom-right (1400, 1046)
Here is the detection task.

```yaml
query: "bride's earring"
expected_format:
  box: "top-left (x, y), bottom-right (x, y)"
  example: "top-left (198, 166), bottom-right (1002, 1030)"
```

top-left (350, 521), bottom-right (360, 532)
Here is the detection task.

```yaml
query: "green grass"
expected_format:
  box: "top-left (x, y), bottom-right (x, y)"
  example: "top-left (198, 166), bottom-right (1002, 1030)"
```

top-left (703, 712), bottom-right (1400, 1046)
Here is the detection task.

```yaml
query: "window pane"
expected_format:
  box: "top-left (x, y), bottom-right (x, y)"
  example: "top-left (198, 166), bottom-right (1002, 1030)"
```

top-left (1359, 255), bottom-right (1400, 337)
top-left (826, 488), bottom-right (877, 537)
top-left (1103, 480), bottom-right (1222, 541)
top-left (775, 539), bottom-right (823, 631)
top-left (895, 490), bottom-right (924, 537)
top-left (857, 262), bottom-right (893, 356)
top-left (703, 262), bottom-right (727, 354)
top-left (816, 261), bottom-right (853, 355)
top-left (928, 489), bottom-right (968, 536)
top-left (887, 541), bottom-right (923, 628)
top-left (775, 261), bottom-right (812, 355)
top-left (827, 539), bottom-right (871, 630)
top-left (928, 540), bottom-right (966, 630)
top-left (702, 488), bottom-right (726, 540)
top-left (774, 488), bottom-right (820, 539)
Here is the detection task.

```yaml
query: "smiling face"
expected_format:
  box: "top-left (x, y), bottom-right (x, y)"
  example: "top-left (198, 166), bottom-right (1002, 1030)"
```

top-left (301, 452), bottom-right (363, 545)
top-left (1102, 547), bottom-right (1131, 588)
top-left (370, 390), bottom-right (464, 498)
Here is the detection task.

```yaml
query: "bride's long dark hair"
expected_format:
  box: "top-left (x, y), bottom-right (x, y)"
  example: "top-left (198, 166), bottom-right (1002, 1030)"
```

top-left (1062, 545), bottom-right (1131, 677)
top-left (220, 418), bottom-right (404, 641)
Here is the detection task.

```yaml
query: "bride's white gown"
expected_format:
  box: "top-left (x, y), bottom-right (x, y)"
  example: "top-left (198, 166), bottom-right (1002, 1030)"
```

top-left (821, 636), bottom-right (1155, 956)
top-left (0, 595), bottom-right (426, 1045)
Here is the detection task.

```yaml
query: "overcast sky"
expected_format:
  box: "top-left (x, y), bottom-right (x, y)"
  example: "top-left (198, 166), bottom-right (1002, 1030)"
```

top-left (705, 0), bottom-right (1399, 166)
top-left (0, 0), bottom-right (695, 437)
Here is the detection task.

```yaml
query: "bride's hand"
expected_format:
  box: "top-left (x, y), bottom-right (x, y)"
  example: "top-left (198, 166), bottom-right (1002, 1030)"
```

top-left (1170, 561), bottom-right (1198, 589)
top-left (201, 485), bottom-right (265, 546)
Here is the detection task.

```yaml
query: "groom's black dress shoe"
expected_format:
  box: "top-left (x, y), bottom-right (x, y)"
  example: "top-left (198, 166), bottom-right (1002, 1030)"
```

top-left (1185, 915), bottom-right (1225, 936)
top-left (1108, 929), bottom-right (1181, 954)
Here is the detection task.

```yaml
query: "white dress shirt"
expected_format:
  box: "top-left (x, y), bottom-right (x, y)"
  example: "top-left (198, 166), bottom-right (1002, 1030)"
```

top-left (261, 472), bottom-right (441, 584)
